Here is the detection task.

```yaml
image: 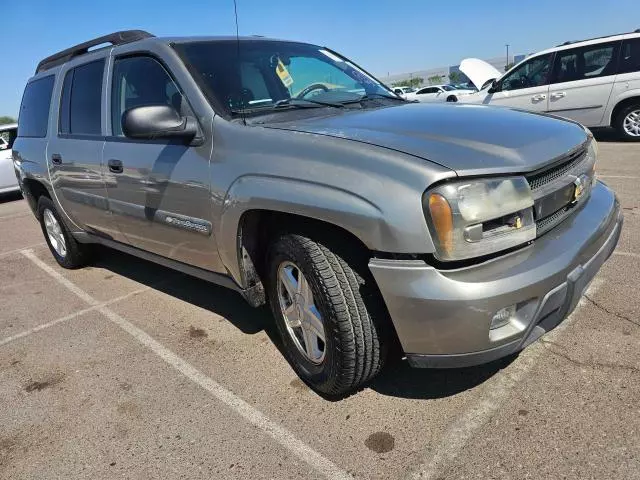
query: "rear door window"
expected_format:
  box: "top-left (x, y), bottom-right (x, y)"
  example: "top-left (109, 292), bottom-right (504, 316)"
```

top-left (18, 75), bottom-right (55, 138)
top-left (59, 59), bottom-right (104, 136)
top-left (619, 37), bottom-right (640, 74)
top-left (551, 42), bottom-right (620, 83)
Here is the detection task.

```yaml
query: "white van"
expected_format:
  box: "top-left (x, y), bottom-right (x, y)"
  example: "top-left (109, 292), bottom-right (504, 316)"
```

top-left (460, 30), bottom-right (640, 140)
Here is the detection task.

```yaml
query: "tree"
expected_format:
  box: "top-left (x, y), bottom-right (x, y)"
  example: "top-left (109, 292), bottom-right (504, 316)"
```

top-left (504, 63), bottom-right (515, 72)
top-left (392, 77), bottom-right (424, 88)
top-left (0, 116), bottom-right (16, 125)
top-left (428, 75), bottom-right (445, 85)
top-left (448, 71), bottom-right (463, 85)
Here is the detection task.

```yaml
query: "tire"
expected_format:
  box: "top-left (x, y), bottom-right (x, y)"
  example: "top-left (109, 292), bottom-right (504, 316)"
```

top-left (267, 233), bottom-right (387, 396)
top-left (614, 103), bottom-right (640, 141)
top-left (37, 196), bottom-right (92, 269)
top-left (446, 95), bottom-right (458, 103)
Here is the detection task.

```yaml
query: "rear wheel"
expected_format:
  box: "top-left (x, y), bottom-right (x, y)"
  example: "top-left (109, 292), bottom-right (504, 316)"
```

top-left (267, 233), bottom-right (387, 396)
top-left (446, 95), bottom-right (458, 103)
top-left (37, 196), bottom-right (92, 269)
top-left (614, 103), bottom-right (640, 141)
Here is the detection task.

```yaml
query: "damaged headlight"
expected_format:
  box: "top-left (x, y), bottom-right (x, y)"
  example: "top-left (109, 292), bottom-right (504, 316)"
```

top-left (425, 177), bottom-right (536, 261)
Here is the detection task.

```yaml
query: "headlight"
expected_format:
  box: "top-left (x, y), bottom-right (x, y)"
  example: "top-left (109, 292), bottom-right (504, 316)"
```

top-left (425, 177), bottom-right (536, 261)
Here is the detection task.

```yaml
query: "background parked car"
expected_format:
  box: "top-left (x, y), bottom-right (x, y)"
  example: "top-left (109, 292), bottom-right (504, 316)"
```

top-left (0, 123), bottom-right (19, 194)
top-left (392, 86), bottom-right (416, 98)
top-left (460, 29), bottom-right (640, 140)
top-left (406, 84), bottom-right (474, 103)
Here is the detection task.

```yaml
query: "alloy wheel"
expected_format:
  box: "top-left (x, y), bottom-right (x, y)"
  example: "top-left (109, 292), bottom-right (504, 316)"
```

top-left (276, 261), bottom-right (326, 364)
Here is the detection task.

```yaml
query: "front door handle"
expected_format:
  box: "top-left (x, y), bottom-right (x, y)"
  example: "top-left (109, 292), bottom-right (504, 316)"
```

top-left (51, 154), bottom-right (62, 165)
top-left (108, 159), bottom-right (123, 174)
top-left (531, 94), bottom-right (546, 102)
top-left (550, 92), bottom-right (566, 99)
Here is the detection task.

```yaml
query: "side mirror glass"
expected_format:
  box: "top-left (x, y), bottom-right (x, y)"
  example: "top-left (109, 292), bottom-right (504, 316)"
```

top-left (122, 105), bottom-right (198, 142)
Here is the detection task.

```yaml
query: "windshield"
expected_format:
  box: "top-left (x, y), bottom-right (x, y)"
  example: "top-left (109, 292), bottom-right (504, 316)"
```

top-left (175, 40), bottom-right (395, 116)
top-left (441, 85), bottom-right (456, 91)
top-left (402, 87), bottom-right (416, 93)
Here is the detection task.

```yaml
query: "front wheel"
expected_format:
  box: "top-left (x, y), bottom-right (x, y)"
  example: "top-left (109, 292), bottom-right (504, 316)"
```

top-left (614, 104), bottom-right (640, 141)
top-left (267, 233), bottom-right (387, 396)
top-left (446, 95), bottom-right (458, 103)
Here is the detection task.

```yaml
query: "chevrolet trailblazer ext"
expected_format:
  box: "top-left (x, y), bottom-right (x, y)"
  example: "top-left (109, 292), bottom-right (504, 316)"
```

top-left (13, 31), bottom-right (622, 396)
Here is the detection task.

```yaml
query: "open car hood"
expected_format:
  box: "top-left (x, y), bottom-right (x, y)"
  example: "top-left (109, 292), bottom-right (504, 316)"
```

top-left (459, 58), bottom-right (502, 91)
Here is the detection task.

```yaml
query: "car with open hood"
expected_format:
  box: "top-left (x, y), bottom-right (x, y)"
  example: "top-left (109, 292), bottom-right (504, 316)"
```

top-left (12, 30), bottom-right (622, 396)
top-left (459, 29), bottom-right (640, 140)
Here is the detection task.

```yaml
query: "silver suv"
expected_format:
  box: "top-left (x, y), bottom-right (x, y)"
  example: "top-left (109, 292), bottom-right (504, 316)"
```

top-left (13, 31), bottom-right (622, 396)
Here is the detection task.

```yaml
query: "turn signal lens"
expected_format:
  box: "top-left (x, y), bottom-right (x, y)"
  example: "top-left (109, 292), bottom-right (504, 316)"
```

top-left (429, 193), bottom-right (453, 255)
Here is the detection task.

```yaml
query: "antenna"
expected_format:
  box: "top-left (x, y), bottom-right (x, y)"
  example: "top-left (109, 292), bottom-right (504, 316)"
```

top-left (233, 0), bottom-right (246, 124)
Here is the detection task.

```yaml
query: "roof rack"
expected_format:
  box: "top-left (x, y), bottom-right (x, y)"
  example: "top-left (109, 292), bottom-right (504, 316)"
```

top-left (36, 30), bottom-right (154, 73)
top-left (556, 30), bottom-right (637, 47)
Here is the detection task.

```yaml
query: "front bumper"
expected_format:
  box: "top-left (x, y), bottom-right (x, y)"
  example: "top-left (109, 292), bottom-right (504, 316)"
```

top-left (369, 181), bottom-right (622, 368)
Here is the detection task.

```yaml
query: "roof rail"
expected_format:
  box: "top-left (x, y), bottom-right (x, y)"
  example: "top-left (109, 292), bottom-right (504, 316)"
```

top-left (556, 30), bottom-right (638, 48)
top-left (36, 30), bottom-right (154, 73)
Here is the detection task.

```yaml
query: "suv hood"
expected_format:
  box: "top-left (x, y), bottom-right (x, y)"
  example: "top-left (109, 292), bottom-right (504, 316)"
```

top-left (266, 103), bottom-right (588, 176)
top-left (459, 58), bottom-right (502, 91)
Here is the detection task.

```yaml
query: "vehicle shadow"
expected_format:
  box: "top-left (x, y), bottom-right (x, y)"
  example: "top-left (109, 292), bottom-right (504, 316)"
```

top-left (591, 127), bottom-right (624, 143)
top-left (91, 246), bottom-right (273, 336)
top-left (0, 191), bottom-right (23, 204)
top-left (91, 246), bottom-right (512, 401)
top-left (368, 354), bottom-right (517, 400)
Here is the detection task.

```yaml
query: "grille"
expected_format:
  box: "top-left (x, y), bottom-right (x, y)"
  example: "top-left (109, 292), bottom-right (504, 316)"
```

top-left (536, 206), bottom-right (572, 236)
top-left (526, 148), bottom-right (586, 192)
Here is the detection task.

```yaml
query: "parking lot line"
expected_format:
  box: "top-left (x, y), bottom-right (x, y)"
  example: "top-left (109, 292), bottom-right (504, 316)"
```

top-left (613, 251), bottom-right (640, 259)
top-left (0, 286), bottom-right (150, 347)
top-left (0, 242), bottom-right (46, 258)
top-left (598, 175), bottom-right (640, 179)
top-left (20, 248), bottom-right (353, 480)
top-left (409, 277), bottom-right (603, 480)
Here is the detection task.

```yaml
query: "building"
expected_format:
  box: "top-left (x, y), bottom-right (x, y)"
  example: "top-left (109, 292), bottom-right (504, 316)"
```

top-left (382, 53), bottom-right (527, 87)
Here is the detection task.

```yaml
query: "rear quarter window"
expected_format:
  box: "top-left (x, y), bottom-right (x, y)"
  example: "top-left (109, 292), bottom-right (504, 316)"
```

top-left (18, 75), bottom-right (55, 138)
top-left (619, 37), bottom-right (640, 74)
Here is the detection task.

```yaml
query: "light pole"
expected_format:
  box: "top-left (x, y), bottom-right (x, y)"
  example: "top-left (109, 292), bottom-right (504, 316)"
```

top-left (505, 44), bottom-right (510, 68)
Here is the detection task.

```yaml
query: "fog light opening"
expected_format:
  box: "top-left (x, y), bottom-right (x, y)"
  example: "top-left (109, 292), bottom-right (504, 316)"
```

top-left (490, 305), bottom-right (517, 330)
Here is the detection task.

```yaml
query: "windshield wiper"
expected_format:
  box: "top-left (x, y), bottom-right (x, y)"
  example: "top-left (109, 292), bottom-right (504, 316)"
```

top-left (273, 98), bottom-right (344, 109)
top-left (339, 93), bottom-right (408, 105)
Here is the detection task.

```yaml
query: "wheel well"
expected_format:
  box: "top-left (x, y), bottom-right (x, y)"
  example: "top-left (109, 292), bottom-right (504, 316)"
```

top-left (237, 209), bottom-right (402, 357)
top-left (21, 178), bottom-right (50, 217)
top-left (237, 210), bottom-right (372, 305)
top-left (610, 96), bottom-right (640, 127)
top-left (446, 95), bottom-right (458, 102)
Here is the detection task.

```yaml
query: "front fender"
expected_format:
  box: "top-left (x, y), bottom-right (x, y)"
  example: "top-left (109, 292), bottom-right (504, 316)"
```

top-left (218, 174), bottom-right (435, 284)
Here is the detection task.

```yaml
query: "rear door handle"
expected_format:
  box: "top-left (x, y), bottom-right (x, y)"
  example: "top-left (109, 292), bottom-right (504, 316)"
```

top-left (51, 154), bottom-right (62, 165)
top-left (531, 94), bottom-right (546, 102)
top-left (108, 159), bottom-right (123, 174)
top-left (551, 92), bottom-right (566, 99)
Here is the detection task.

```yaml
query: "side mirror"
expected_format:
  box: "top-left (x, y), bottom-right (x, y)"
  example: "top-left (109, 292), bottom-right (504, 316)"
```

top-left (487, 80), bottom-right (500, 94)
top-left (122, 105), bottom-right (198, 142)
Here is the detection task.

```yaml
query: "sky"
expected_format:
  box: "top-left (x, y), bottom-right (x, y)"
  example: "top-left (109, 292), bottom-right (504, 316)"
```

top-left (2, 0), bottom-right (637, 116)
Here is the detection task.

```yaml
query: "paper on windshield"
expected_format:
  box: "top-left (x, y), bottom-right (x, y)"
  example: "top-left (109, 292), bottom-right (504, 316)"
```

top-left (276, 60), bottom-right (294, 87)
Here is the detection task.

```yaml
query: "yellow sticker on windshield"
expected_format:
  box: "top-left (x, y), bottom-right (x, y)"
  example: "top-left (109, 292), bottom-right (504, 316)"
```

top-left (276, 60), bottom-right (294, 88)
